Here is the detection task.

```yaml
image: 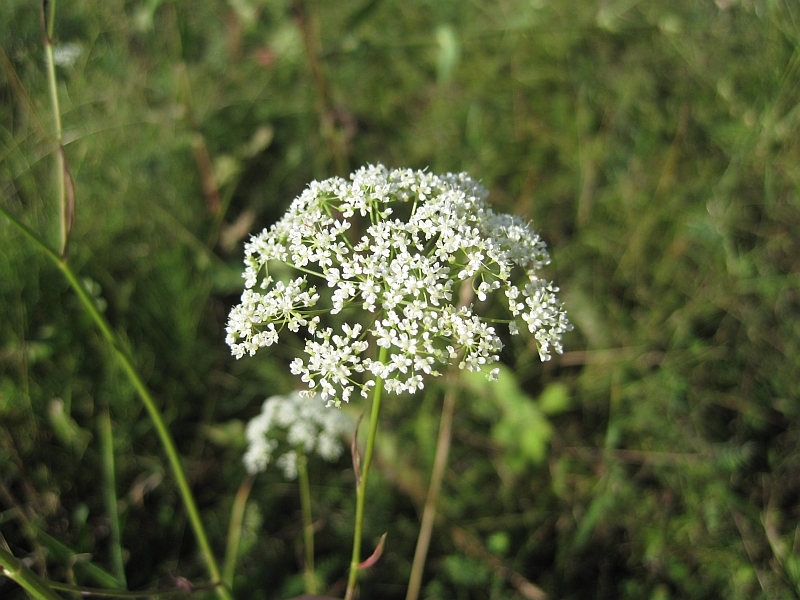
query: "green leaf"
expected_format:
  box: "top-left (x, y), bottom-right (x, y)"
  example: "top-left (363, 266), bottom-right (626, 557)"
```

top-left (573, 482), bottom-right (614, 550)
top-left (463, 364), bottom-right (553, 470)
top-left (201, 420), bottom-right (246, 448)
top-left (487, 531), bottom-right (510, 556)
top-left (538, 382), bottom-right (571, 415)
top-left (436, 24), bottom-right (460, 86)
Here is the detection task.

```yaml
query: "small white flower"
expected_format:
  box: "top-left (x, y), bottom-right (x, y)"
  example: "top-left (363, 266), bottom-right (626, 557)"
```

top-left (50, 42), bottom-right (82, 67)
top-left (276, 451), bottom-right (298, 480)
top-left (227, 164), bottom-right (571, 405)
top-left (243, 391), bottom-right (352, 477)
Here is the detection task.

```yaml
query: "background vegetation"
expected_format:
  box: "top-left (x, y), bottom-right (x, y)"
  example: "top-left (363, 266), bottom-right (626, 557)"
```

top-left (2, 0), bottom-right (799, 598)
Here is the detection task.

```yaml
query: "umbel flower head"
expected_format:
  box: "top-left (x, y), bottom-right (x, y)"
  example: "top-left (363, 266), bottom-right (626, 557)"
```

top-left (244, 391), bottom-right (352, 477)
top-left (227, 164), bottom-right (571, 407)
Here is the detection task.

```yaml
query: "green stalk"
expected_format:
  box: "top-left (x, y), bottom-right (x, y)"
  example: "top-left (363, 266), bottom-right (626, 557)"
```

top-left (98, 407), bottom-right (127, 588)
top-left (222, 475), bottom-right (254, 590)
top-left (297, 448), bottom-right (318, 594)
top-left (46, 0), bottom-right (56, 40)
top-left (0, 545), bottom-right (63, 600)
top-left (344, 345), bottom-right (389, 600)
top-left (0, 206), bottom-right (232, 600)
top-left (47, 581), bottom-right (221, 597)
top-left (42, 0), bottom-right (69, 257)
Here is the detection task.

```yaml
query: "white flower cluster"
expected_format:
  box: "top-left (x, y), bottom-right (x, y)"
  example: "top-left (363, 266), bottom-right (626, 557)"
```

top-left (244, 391), bottom-right (352, 477)
top-left (227, 164), bottom-right (571, 407)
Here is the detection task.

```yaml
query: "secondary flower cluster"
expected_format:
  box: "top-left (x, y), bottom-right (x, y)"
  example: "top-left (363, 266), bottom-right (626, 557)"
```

top-left (244, 391), bottom-right (352, 477)
top-left (226, 164), bottom-right (571, 407)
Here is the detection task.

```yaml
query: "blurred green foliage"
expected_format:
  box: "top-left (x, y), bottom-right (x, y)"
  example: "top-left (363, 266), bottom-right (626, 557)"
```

top-left (2, 0), bottom-right (799, 599)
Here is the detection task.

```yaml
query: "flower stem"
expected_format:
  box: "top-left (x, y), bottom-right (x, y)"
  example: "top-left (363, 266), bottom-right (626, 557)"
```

top-left (223, 474), bottom-right (254, 590)
top-left (297, 448), bottom-right (318, 594)
top-left (0, 206), bottom-right (232, 600)
top-left (404, 382), bottom-right (456, 600)
top-left (41, 0), bottom-right (73, 257)
top-left (406, 281), bottom-right (473, 600)
top-left (345, 345), bottom-right (389, 600)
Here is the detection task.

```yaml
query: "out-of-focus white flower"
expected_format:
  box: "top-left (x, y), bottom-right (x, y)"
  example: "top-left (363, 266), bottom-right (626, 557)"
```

top-left (243, 391), bottom-right (351, 477)
top-left (227, 164), bottom-right (571, 407)
top-left (50, 43), bottom-right (82, 67)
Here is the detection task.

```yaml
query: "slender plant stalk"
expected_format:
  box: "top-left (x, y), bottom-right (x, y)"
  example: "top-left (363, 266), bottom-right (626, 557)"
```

top-left (297, 448), bottom-right (318, 594)
top-left (0, 544), bottom-right (63, 600)
top-left (222, 474), bottom-right (254, 590)
top-left (98, 407), bottom-right (127, 588)
top-left (345, 345), bottom-right (389, 600)
top-left (41, 0), bottom-right (71, 257)
top-left (1, 529), bottom-right (217, 599)
top-left (46, 580), bottom-right (221, 598)
top-left (405, 383), bottom-right (456, 600)
top-left (21, 6), bottom-right (225, 597)
top-left (406, 282), bottom-right (474, 600)
top-left (0, 206), bottom-right (232, 600)
top-left (295, 0), bottom-right (349, 176)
